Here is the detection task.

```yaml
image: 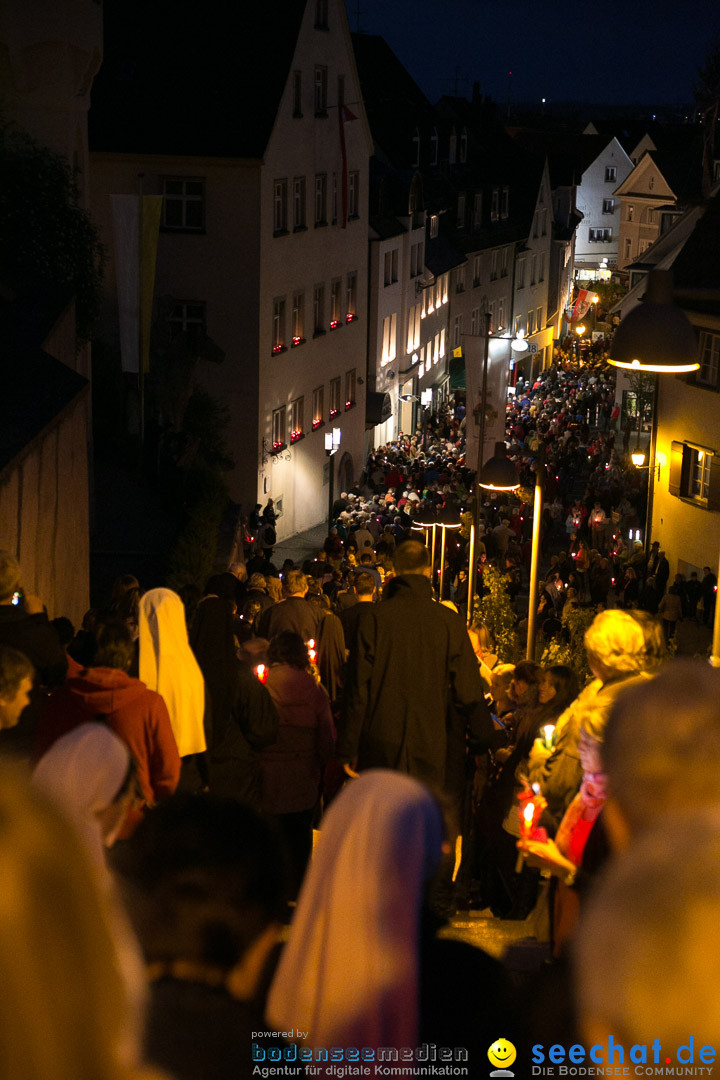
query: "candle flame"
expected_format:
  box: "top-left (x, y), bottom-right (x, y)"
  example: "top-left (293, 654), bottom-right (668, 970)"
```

top-left (524, 802), bottom-right (535, 824)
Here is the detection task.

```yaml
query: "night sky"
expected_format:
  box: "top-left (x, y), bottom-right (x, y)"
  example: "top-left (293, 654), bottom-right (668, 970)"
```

top-left (347, 0), bottom-right (720, 109)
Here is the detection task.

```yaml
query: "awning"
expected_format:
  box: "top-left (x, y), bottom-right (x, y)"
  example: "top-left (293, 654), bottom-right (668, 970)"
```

top-left (449, 355), bottom-right (466, 390)
top-left (366, 391), bottom-right (393, 427)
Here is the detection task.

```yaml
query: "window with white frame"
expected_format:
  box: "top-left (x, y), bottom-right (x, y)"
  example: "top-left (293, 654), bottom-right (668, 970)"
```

top-left (330, 279), bottom-right (341, 328)
top-left (473, 193), bottom-right (482, 228)
top-left (425, 341), bottom-right (432, 368)
top-left (272, 405), bottom-right (286, 450)
top-left (514, 315), bottom-right (523, 336)
top-left (497, 297), bottom-right (506, 331)
top-left (345, 369), bottom-right (356, 408)
top-left (313, 284), bottom-right (324, 335)
top-left (412, 128), bottom-right (420, 168)
top-left (625, 237), bottom-right (632, 259)
top-left (691, 447), bottom-right (712, 501)
top-left (314, 66), bottom-right (328, 113)
top-left (382, 313), bottom-right (397, 364)
top-left (669, 441), bottom-right (720, 508)
top-left (460, 128), bottom-right (468, 163)
top-left (330, 377), bottom-right (341, 417)
top-left (491, 189), bottom-right (499, 221)
top-left (500, 247), bottom-right (509, 278)
top-left (406, 304), bottom-right (420, 353)
top-left (605, 166), bottom-right (617, 182)
top-left (346, 272), bottom-right (357, 319)
top-left (312, 385), bottom-right (324, 428)
top-left (348, 171), bottom-right (359, 218)
top-left (473, 254), bottom-right (481, 286)
top-left (527, 309), bottom-right (536, 334)
top-left (429, 214), bottom-right (439, 238)
top-left (453, 314), bottom-right (463, 349)
top-left (162, 178), bottom-right (205, 231)
top-left (530, 254), bottom-right (537, 284)
top-left (272, 298), bottom-right (285, 352)
top-left (589, 227), bottom-right (612, 242)
top-left (439, 328), bottom-right (445, 357)
top-left (441, 272), bottom-right (449, 304)
top-left (292, 71), bottom-right (302, 117)
top-left (536, 306), bottom-right (543, 330)
top-left (539, 253), bottom-right (545, 281)
top-left (698, 332), bottom-right (720, 387)
top-left (291, 293), bottom-right (304, 344)
top-left (290, 397), bottom-right (304, 442)
top-left (273, 179), bottom-right (288, 233)
top-left (168, 300), bottom-right (206, 338)
top-left (314, 174), bottom-right (327, 225)
top-left (457, 193), bottom-right (465, 228)
top-left (384, 248), bottom-right (399, 285)
top-left (456, 265), bottom-right (465, 293)
top-left (433, 333), bottom-right (439, 364)
top-left (602, 198), bottom-right (614, 214)
top-left (293, 177), bottom-right (306, 229)
top-left (410, 241), bottom-right (423, 278)
top-left (471, 307), bottom-right (480, 335)
top-left (434, 276), bottom-right (442, 309)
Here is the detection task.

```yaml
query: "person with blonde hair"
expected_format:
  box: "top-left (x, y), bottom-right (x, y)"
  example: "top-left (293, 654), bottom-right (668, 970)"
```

top-left (0, 765), bottom-right (160, 1080)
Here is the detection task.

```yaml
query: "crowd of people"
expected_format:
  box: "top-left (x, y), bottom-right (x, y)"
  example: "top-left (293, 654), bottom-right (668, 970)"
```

top-left (0, 348), bottom-right (718, 1078)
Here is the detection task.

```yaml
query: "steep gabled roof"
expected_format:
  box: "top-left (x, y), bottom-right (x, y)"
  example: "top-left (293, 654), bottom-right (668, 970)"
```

top-left (90, 0), bottom-right (307, 159)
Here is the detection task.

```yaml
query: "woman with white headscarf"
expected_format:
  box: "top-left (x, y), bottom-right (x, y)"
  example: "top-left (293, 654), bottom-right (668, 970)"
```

top-left (139, 588), bottom-right (207, 787)
top-left (267, 770), bottom-right (505, 1067)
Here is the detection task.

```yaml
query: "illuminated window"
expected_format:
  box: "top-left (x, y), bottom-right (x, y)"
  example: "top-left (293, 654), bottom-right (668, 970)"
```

top-left (330, 377), bottom-right (341, 418)
top-left (293, 177), bottom-right (306, 229)
top-left (162, 178), bottom-right (204, 232)
top-left (429, 214), bottom-right (439, 239)
top-left (314, 174), bottom-right (327, 225)
top-left (628, 204), bottom-right (635, 221)
top-left (345, 369), bottom-right (356, 408)
top-left (273, 180), bottom-right (288, 233)
top-left (291, 293), bottom-right (304, 345)
top-left (290, 397), bottom-right (304, 442)
top-left (433, 333), bottom-right (439, 364)
top-left (669, 441), bottom-right (720, 508)
top-left (272, 406), bottom-right (286, 450)
top-left (346, 272), bottom-right (357, 320)
top-left (498, 297), bottom-right (506, 331)
top-left (314, 66), bottom-right (328, 114)
top-left (167, 300), bottom-right (205, 338)
top-left (439, 328), bottom-right (445, 358)
top-left (272, 298), bottom-right (286, 353)
top-left (312, 386), bottom-right (325, 429)
top-left (442, 272), bottom-right (448, 304)
top-left (527, 309), bottom-right (535, 334)
top-left (330, 279), bottom-right (341, 328)
top-left (698, 332), bottom-right (720, 387)
top-left (536, 306), bottom-right (544, 330)
top-left (691, 449), bottom-right (711, 500)
top-left (406, 304), bottom-right (420, 353)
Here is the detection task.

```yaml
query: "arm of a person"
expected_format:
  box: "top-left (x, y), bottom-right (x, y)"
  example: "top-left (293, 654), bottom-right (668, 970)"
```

top-left (148, 697), bottom-right (182, 803)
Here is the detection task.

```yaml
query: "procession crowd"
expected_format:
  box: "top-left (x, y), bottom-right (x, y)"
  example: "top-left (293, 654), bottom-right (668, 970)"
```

top-left (0, 350), bottom-right (718, 1079)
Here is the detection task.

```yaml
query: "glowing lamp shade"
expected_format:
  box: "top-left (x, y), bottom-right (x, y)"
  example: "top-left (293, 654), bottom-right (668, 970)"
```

top-left (479, 444), bottom-right (520, 491)
top-left (609, 270), bottom-right (699, 373)
top-left (511, 329), bottom-right (529, 353)
top-left (631, 451), bottom-right (646, 467)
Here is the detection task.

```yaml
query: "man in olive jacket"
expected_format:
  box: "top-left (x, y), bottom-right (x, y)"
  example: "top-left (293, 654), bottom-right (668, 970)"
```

top-left (337, 540), bottom-right (493, 789)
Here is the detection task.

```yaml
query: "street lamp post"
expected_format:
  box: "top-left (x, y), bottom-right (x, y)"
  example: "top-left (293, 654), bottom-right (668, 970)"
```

top-left (325, 427), bottom-right (341, 535)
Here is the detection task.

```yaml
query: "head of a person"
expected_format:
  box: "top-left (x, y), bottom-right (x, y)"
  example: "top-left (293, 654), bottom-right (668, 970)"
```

top-left (92, 620), bottom-right (135, 673)
top-left (266, 771), bottom-right (444, 1047)
top-left (119, 795), bottom-right (287, 996)
top-left (268, 632), bottom-right (310, 670)
top-left (574, 821), bottom-right (720, 1057)
top-left (354, 572), bottom-right (376, 601)
top-left (283, 570), bottom-right (308, 598)
top-left (50, 616), bottom-right (75, 649)
top-left (393, 540), bottom-right (431, 578)
top-left (583, 609), bottom-right (664, 686)
top-left (265, 576), bottom-right (283, 603)
top-left (0, 766), bottom-right (137, 1076)
top-left (228, 562), bottom-right (247, 584)
top-left (0, 646), bottom-right (34, 730)
top-left (510, 660), bottom-right (542, 705)
top-left (110, 574), bottom-right (140, 620)
top-left (538, 664), bottom-right (580, 710)
top-left (359, 552), bottom-right (375, 566)
top-left (248, 573), bottom-right (268, 592)
top-left (601, 661), bottom-right (720, 851)
top-left (0, 549), bottom-right (21, 604)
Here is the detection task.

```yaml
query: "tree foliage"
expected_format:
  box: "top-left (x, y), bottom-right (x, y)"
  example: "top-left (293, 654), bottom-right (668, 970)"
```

top-left (0, 127), bottom-right (104, 344)
top-left (474, 566), bottom-right (521, 663)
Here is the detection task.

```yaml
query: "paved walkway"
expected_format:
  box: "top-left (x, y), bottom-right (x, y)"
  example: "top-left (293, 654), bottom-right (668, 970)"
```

top-left (270, 522), bottom-right (329, 568)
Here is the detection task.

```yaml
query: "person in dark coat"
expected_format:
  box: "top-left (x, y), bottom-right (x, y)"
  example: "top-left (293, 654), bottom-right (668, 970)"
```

top-left (190, 597), bottom-right (279, 807)
top-left (337, 540), bottom-right (494, 789)
top-left (0, 550), bottom-right (67, 755)
top-left (654, 550), bottom-right (670, 598)
top-left (258, 570), bottom-right (318, 643)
